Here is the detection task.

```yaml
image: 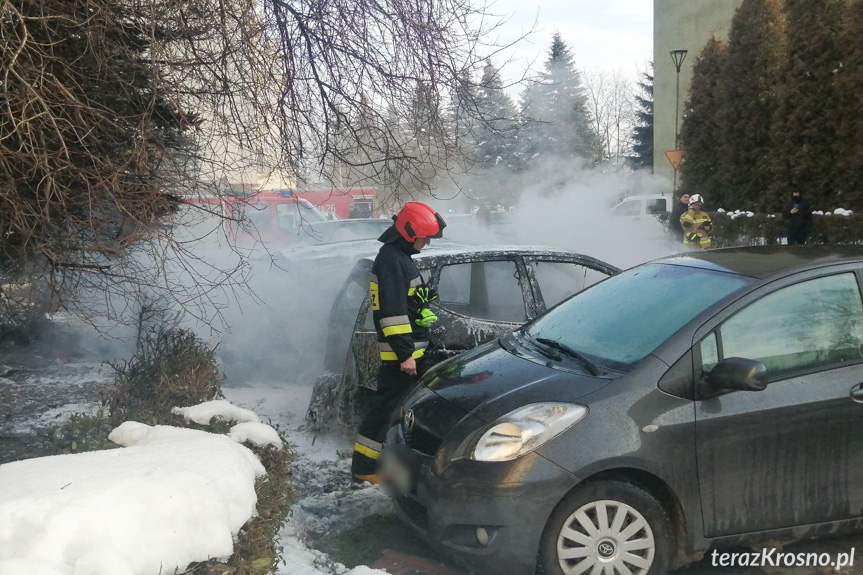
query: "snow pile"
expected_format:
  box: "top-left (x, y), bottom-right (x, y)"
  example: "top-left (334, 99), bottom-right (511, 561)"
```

top-left (0, 421), bottom-right (265, 575)
top-left (726, 209), bottom-right (755, 220)
top-left (229, 422), bottom-right (283, 449)
top-left (172, 399), bottom-right (261, 425)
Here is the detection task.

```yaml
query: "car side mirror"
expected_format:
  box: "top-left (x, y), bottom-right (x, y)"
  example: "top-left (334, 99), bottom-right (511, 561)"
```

top-left (706, 357), bottom-right (768, 392)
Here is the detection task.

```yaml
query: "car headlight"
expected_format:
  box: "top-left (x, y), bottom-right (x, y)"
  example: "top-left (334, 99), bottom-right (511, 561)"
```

top-left (470, 403), bottom-right (588, 462)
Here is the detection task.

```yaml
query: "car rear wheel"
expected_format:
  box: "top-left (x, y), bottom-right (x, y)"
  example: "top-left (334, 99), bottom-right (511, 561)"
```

top-left (537, 480), bottom-right (674, 575)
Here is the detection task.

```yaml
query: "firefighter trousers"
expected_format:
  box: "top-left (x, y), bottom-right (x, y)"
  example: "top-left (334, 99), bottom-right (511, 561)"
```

top-left (351, 361), bottom-right (425, 482)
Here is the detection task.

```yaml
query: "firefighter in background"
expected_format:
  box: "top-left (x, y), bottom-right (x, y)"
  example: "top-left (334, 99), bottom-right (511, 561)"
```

top-left (680, 194), bottom-right (713, 249)
top-left (351, 202), bottom-right (446, 484)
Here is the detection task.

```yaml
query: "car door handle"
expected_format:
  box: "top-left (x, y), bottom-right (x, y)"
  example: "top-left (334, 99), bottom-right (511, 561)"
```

top-left (852, 384), bottom-right (863, 404)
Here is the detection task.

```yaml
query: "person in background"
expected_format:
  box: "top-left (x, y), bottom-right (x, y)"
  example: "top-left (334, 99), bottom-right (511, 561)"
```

top-left (783, 191), bottom-right (813, 245)
top-left (680, 194), bottom-right (713, 249)
top-left (669, 193), bottom-right (691, 239)
top-left (351, 202), bottom-right (446, 484)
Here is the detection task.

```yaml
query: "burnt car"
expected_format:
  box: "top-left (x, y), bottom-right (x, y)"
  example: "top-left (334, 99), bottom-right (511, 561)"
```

top-left (306, 244), bottom-right (620, 430)
top-left (382, 246), bottom-right (863, 575)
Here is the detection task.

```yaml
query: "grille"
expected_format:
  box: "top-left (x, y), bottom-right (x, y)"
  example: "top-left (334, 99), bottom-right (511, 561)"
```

top-left (404, 424), bottom-right (442, 457)
top-left (396, 496), bottom-right (428, 529)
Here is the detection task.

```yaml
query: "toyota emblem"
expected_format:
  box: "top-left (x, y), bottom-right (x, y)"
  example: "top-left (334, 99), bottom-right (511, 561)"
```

top-left (403, 409), bottom-right (415, 431)
top-left (597, 542), bottom-right (615, 558)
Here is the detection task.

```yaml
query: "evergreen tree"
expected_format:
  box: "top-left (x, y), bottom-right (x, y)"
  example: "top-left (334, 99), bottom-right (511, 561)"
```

top-left (833, 0), bottom-right (863, 212)
top-left (627, 63), bottom-right (654, 171)
top-left (679, 36), bottom-right (727, 206)
top-left (449, 68), bottom-right (478, 159)
top-left (520, 34), bottom-right (600, 167)
top-left (769, 0), bottom-right (844, 210)
top-left (716, 0), bottom-right (782, 210)
top-left (474, 61), bottom-right (519, 171)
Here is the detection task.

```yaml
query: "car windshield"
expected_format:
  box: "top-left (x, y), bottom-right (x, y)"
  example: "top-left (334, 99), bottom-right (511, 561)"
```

top-left (524, 263), bottom-right (753, 370)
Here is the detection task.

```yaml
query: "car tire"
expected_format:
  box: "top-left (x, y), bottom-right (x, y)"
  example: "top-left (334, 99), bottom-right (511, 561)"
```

top-left (537, 479), bottom-right (675, 575)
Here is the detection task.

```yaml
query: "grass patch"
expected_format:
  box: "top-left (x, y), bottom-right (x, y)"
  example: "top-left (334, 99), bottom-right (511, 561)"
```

top-left (47, 408), bottom-right (115, 454)
top-left (317, 514), bottom-right (441, 569)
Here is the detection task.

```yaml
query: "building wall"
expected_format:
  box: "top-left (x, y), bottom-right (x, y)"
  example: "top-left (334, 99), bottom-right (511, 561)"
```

top-left (653, 0), bottom-right (742, 187)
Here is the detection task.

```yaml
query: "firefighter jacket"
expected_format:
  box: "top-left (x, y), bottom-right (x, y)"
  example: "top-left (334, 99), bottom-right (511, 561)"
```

top-left (370, 239), bottom-right (430, 363)
top-left (680, 209), bottom-right (712, 249)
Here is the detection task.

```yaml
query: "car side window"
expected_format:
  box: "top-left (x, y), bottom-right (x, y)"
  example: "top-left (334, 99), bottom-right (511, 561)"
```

top-left (437, 260), bottom-right (526, 323)
top-left (235, 203), bottom-right (271, 233)
top-left (614, 199), bottom-right (642, 217)
top-left (276, 203), bottom-right (299, 234)
top-left (532, 261), bottom-right (609, 309)
top-left (698, 332), bottom-right (720, 374)
top-left (718, 273), bottom-right (863, 379)
top-left (646, 199), bottom-right (667, 215)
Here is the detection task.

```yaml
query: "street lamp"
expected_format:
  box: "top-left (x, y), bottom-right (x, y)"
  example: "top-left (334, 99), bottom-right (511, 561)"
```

top-left (669, 49), bottom-right (688, 190)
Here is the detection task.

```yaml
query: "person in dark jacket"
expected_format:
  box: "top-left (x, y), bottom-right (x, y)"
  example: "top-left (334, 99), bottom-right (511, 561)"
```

top-left (351, 202), bottom-right (446, 484)
top-left (669, 193), bottom-right (691, 238)
top-left (783, 191), bottom-right (813, 245)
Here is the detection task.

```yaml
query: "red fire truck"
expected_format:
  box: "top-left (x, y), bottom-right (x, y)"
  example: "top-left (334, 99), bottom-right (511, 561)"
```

top-left (289, 189), bottom-right (376, 220)
top-left (184, 190), bottom-right (329, 247)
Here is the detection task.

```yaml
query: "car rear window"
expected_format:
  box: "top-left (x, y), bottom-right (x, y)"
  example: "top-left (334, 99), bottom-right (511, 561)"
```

top-left (525, 264), bottom-right (753, 370)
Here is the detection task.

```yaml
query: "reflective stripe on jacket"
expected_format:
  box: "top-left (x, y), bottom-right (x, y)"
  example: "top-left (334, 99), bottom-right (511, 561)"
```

top-left (371, 241), bottom-right (430, 362)
top-left (680, 209), bottom-right (712, 249)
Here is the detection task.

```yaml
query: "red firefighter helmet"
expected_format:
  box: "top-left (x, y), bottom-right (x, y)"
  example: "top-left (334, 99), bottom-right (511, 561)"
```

top-left (395, 202), bottom-right (446, 242)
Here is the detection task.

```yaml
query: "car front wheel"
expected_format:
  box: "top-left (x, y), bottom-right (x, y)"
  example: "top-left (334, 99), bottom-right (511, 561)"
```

top-left (537, 479), bottom-right (675, 575)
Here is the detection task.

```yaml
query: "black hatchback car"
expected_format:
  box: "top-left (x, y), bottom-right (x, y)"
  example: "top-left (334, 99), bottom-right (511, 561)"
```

top-left (382, 246), bottom-right (863, 575)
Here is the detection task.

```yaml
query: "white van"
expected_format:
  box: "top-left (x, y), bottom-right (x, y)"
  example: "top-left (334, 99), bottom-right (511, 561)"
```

top-left (611, 194), bottom-right (672, 220)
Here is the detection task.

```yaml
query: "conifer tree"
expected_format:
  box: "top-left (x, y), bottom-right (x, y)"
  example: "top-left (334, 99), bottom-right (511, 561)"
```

top-left (833, 0), bottom-right (863, 211)
top-left (716, 0), bottom-right (782, 210)
top-left (627, 64), bottom-right (654, 171)
top-left (474, 61), bottom-right (519, 171)
top-left (679, 36), bottom-right (727, 206)
top-left (769, 0), bottom-right (844, 210)
top-left (520, 34), bottom-right (600, 167)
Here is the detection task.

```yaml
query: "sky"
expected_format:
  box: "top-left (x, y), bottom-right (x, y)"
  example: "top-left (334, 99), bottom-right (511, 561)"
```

top-left (479, 0), bottom-right (653, 97)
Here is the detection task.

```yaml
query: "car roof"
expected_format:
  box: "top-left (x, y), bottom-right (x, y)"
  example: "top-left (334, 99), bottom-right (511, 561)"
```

top-left (355, 242), bottom-right (619, 268)
top-left (309, 218), bottom-right (390, 227)
top-left (615, 194), bottom-right (670, 202)
top-left (656, 246), bottom-right (863, 279)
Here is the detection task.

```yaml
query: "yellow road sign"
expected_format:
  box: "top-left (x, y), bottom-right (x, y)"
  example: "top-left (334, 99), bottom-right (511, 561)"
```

top-left (665, 150), bottom-right (685, 171)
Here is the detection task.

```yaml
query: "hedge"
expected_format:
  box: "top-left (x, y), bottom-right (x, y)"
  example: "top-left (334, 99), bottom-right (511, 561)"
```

top-left (658, 212), bottom-right (863, 247)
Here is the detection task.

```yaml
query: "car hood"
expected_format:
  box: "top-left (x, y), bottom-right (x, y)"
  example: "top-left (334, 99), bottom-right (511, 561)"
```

top-left (419, 338), bottom-right (613, 424)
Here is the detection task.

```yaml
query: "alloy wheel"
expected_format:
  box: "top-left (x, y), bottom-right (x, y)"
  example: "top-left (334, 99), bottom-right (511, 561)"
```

top-left (556, 499), bottom-right (655, 575)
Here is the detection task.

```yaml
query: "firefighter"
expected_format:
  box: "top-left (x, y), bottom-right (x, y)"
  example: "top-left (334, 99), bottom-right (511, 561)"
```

top-left (680, 194), bottom-right (713, 249)
top-left (351, 202), bottom-right (446, 484)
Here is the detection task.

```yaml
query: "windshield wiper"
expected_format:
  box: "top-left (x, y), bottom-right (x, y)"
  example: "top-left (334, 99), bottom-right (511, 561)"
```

top-left (535, 337), bottom-right (603, 376)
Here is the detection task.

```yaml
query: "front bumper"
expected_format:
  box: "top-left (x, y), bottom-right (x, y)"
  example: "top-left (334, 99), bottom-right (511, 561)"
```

top-left (384, 424), bottom-right (580, 575)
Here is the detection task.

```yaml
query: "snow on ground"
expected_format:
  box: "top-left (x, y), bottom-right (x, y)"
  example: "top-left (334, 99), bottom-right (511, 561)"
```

top-left (172, 398), bottom-right (261, 425)
top-left (229, 421), bottom-right (284, 449)
top-left (0, 422), bottom-right (264, 575)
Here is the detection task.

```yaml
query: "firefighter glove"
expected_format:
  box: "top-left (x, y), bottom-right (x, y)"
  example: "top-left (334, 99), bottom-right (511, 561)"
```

top-left (413, 286), bottom-right (438, 304)
top-left (416, 307), bottom-right (438, 327)
top-left (702, 224), bottom-right (713, 233)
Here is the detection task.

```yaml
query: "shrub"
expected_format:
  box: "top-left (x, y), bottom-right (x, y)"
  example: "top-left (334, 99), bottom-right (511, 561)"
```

top-left (659, 212), bottom-right (863, 247)
top-left (107, 327), bottom-right (224, 426)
